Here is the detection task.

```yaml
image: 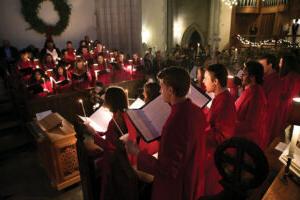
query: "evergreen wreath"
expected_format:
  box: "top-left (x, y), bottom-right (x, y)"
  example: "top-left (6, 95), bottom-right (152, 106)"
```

top-left (21, 0), bottom-right (71, 36)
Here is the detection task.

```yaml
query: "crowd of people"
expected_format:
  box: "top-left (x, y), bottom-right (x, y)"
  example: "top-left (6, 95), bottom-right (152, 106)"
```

top-left (1, 36), bottom-right (300, 200)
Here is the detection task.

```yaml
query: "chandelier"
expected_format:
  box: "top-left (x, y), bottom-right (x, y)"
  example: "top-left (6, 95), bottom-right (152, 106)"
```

top-left (222, 0), bottom-right (238, 8)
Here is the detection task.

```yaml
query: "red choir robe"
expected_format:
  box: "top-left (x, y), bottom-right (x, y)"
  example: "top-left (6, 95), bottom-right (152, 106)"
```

top-left (262, 72), bottom-right (282, 144)
top-left (137, 99), bottom-right (207, 200)
top-left (53, 75), bottom-right (71, 91)
top-left (235, 84), bottom-right (267, 149)
top-left (205, 90), bottom-right (237, 195)
top-left (17, 60), bottom-right (34, 81)
top-left (64, 49), bottom-right (76, 63)
top-left (122, 112), bottom-right (159, 165)
top-left (276, 72), bottom-right (300, 137)
top-left (93, 63), bottom-right (112, 85)
top-left (93, 114), bottom-right (138, 200)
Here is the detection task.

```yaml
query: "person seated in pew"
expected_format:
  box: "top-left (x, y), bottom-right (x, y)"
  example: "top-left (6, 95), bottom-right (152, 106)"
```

top-left (17, 49), bottom-right (33, 70)
top-left (40, 39), bottom-right (61, 62)
top-left (52, 65), bottom-right (71, 92)
top-left (93, 42), bottom-right (103, 58)
top-left (41, 53), bottom-right (56, 71)
top-left (28, 69), bottom-right (53, 97)
top-left (235, 61), bottom-right (267, 149)
top-left (62, 41), bottom-right (76, 64)
top-left (274, 53), bottom-right (300, 140)
top-left (80, 45), bottom-right (94, 63)
top-left (202, 64), bottom-right (237, 195)
top-left (89, 81), bottom-right (105, 110)
top-left (71, 57), bottom-right (92, 88)
top-left (93, 53), bottom-right (112, 85)
top-left (88, 87), bottom-right (139, 200)
top-left (126, 67), bottom-right (208, 200)
top-left (258, 53), bottom-right (281, 145)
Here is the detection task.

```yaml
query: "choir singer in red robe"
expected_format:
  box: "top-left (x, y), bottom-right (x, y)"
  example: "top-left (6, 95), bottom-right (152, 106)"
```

top-left (258, 54), bottom-right (281, 145)
top-left (203, 64), bottom-right (236, 195)
top-left (235, 61), bottom-right (267, 149)
top-left (126, 67), bottom-right (207, 200)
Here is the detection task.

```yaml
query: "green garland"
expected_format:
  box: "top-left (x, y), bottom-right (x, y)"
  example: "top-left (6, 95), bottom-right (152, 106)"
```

top-left (21, 0), bottom-right (71, 36)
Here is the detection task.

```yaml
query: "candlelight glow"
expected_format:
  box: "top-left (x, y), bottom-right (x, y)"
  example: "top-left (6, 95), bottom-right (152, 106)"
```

top-left (78, 99), bottom-right (83, 103)
top-left (142, 25), bottom-right (151, 44)
top-left (293, 97), bottom-right (300, 103)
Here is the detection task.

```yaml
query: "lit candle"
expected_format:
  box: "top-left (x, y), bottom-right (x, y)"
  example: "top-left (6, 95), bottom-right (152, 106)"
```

top-left (78, 99), bottom-right (87, 119)
top-left (125, 89), bottom-right (129, 97)
top-left (42, 77), bottom-right (46, 89)
top-left (50, 76), bottom-right (54, 88)
top-left (94, 70), bottom-right (99, 80)
top-left (234, 48), bottom-right (238, 59)
top-left (288, 125), bottom-right (300, 158)
top-left (36, 65), bottom-right (40, 69)
top-left (197, 43), bottom-right (200, 55)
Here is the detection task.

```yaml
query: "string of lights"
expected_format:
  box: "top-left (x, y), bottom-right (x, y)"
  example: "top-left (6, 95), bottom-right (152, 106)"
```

top-left (236, 34), bottom-right (300, 48)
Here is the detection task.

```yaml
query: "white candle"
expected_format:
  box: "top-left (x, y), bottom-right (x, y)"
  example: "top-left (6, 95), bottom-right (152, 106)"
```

top-left (288, 125), bottom-right (300, 158)
top-left (94, 70), bottom-right (99, 80)
top-left (234, 48), bottom-right (238, 59)
top-left (50, 77), bottom-right (53, 88)
top-left (78, 99), bottom-right (87, 119)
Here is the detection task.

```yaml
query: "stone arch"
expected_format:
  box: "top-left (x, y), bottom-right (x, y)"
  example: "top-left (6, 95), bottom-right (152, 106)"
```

top-left (181, 23), bottom-right (205, 47)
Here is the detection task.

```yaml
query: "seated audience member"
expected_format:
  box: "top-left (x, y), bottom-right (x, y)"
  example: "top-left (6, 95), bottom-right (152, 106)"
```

top-left (71, 58), bottom-right (92, 83)
top-left (80, 45), bottom-right (93, 63)
top-left (0, 40), bottom-right (19, 64)
top-left (89, 81), bottom-right (105, 109)
top-left (28, 69), bottom-right (53, 97)
top-left (258, 54), bottom-right (281, 145)
top-left (203, 64), bottom-right (237, 195)
top-left (94, 54), bottom-right (111, 85)
top-left (62, 41), bottom-right (76, 64)
top-left (17, 50), bottom-right (34, 81)
top-left (41, 53), bottom-right (56, 70)
top-left (53, 65), bottom-right (71, 91)
top-left (17, 50), bottom-right (33, 70)
top-left (93, 42), bottom-right (103, 58)
top-left (275, 53), bottom-right (300, 138)
top-left (90, 87), bottom-right (139, 200)
top-left (40, 39), bottom-right (61, 62)
top-left (235, 61), bottom-right (267, 149)
top-left (126, 67), bottom-right (208, 200)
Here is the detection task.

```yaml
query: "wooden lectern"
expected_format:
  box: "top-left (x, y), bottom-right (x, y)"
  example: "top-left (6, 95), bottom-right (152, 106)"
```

top-left (28, 113), bottom-right (80, 190)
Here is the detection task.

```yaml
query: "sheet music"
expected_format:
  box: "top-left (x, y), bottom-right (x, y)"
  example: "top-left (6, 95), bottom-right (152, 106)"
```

top-left (36, 110), bottom-right (52, 121)
top-left (127, 109), bottom-right (160, 141)
top-left (89, 107), bottom-right (113, 132)
top-left (143, 95), bottom-right (171, 135)
top-left (188, 85), bottom-right (211, 108)
top-left (129, 98), bottom-right (145, 109)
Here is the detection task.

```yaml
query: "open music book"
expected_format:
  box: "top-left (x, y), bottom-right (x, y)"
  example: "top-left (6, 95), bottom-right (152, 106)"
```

top-left (78, 107), bottom-right (113, 132)
top-left (129, 98), bottom-right (145, 109)
top-left (126, 85), bottom-right (211, 142)
top-left (279, 143), bottom-right (300, 177)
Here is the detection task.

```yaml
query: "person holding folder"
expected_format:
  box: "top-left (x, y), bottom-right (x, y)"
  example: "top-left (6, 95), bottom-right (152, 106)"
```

top-left (126, 67), bottom-right (207, 200)
top-left (202, 64), bottom-right (237, 195)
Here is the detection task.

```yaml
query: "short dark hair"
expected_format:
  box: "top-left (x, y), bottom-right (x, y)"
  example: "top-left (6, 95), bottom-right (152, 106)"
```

top-left (104, 87), bottom-right (128, 113)
top-left (245, 61), bottom-right (264, 85)
top-left (259, 53), bottom-right (278, 70)
top-left (157, 67), bottom-right (190, 97)
top-left (279, 52), bottom-right (298, 77)
top-left (144, 82), bottom-right (160, 103)
top-left (206, 64), bottom-right (228, 88)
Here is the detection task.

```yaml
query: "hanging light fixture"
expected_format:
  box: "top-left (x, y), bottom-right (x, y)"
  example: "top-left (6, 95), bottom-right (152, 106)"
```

top-left (222, 0), bottom-right (238, 8)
